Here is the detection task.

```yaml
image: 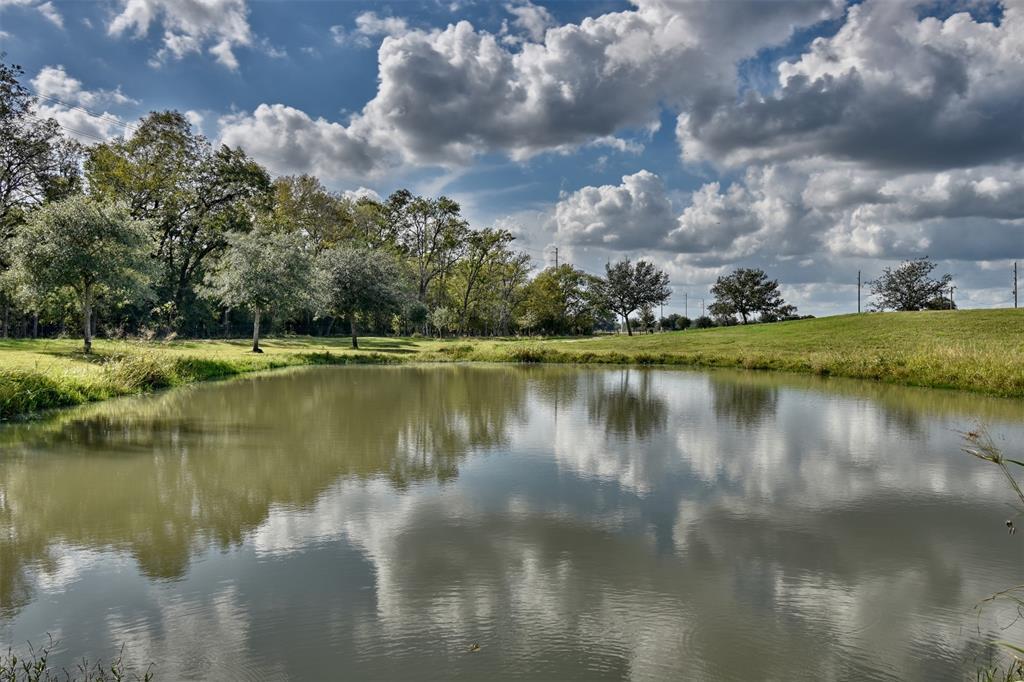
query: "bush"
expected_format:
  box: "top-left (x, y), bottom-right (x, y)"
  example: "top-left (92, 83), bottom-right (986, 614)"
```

top-left (694, 316), bottom-right (714, 329)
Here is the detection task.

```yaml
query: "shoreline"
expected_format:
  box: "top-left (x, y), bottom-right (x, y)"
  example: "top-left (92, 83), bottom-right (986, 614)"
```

top-left (2, 309), bottom-right (1023, 421)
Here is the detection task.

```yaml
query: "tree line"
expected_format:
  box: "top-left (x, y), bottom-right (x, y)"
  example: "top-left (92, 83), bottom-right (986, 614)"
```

top-left (1, 58), bottom-right (957, 354)
top-left (0, 59), bottom-right (675, 352)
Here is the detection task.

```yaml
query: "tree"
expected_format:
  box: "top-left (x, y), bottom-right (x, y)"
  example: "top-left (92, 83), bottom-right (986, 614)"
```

top-left (639, 306), bottom-right (657, 333)
top-left (270, 175), bottom-right (351, 253)
top-left (318, 245), bottom-right (406, 349)
top-left (870, 258), bottom-right (953, 311)
top-left (521, 264), bottom-right (606, 335)
top-left (599, 258), bottom-right (671, 336)
top-left (203, 230), bottom-right (313, 353)
top-left (392, 192), bottom-right (469, 304)
top-left (709, 268), bottom-right (793, 324)
top-left (1, 58), bottom-right (82, 336)
top-left (85, 111), bottom-right (272, 332)
top-left (452, 227), bottom-right (514, 334)
top-left (4, 196), bottom-right (152, 352)
top-left (429, 306), bottom-right (459, 337)
top-left (0, 59), bottom-right (82, 242)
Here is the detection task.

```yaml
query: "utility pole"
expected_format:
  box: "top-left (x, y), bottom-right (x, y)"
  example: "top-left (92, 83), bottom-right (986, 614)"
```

top-left (554, 246), bottom-right (559, 268)
top-left (660, 302), bottom-right (664, 331)
top-left (1014, 261), bottom-right (1018, 308)
top-left (701, 298), bottom-right (705, 318)
top-left (684, 292), bottom-right (688, 319)
top-left (949, 285), bottom-right (955, 310)
top-left (857, 270), bottom-right (861, 314)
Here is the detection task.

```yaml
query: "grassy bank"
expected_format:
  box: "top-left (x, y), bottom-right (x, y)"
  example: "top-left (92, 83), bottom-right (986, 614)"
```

top-left (1, 309), bottom-right (1022, 420)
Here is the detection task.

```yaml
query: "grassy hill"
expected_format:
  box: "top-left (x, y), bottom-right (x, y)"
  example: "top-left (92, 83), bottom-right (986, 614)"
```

top-left (1, 309), bottom-right (1022, 420)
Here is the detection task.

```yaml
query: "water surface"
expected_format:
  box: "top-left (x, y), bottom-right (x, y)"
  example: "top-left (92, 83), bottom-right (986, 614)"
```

top-left (2, 365), bottom-right (1023, 680)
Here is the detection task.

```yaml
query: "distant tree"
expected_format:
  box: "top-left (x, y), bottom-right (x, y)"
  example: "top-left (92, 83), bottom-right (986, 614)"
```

top-left (522, 264), bottom-right (605, 335)
top-left (492, 251), bottom-right (531, 336)
top-left (660, 313), bottom-right (690, 331)
top-left (870, 258), bottom-right (953, 311)
top-left (640, 306), bottom-right (657, 333)
top-left (392, 192), bottom-right (469, 304)
top-left (694, 315), bottom-right (714, 329)
top-left (270, 175), bottom-right (350, 253)
top-left (429, 306), bottom-right (459, 337)
top-left (318, 245), bottom-right (406, 349)
top-left (203, 230), bottom-right (313, 353)
top-left (709, 268), bottom-right (793, 324)
top-left (4, 196), bottom-right (152, 353)
top-left (599, 258), bottom-right (671, 336)
top-left (453, 227), bottom-right (514, 334)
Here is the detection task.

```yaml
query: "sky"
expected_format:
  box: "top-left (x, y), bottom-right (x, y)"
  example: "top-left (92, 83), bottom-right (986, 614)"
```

top-left (1, 0), bottom-right (1022, 316)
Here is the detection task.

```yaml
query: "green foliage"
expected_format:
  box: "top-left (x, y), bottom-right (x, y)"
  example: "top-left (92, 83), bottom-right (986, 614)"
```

top-left (429, 306), bottom-right (459, 336)
top-left (0, 58), bottom-right (82, 249)
top-left (661, 314), bottom-right (691, 330)
top-left (599, 258), bottom-right (671, 335)
top-left (709, 267), bottom-right (795, 324)
top-left (317, 245), bottom-right (408, 348)
top-left (871, 257), bottom-right (953, 311)
top-left (4, 196), bottom-right (153, 351)
top-left (521, 264), bottom-right (605, 335)
top-left (270, 174), bottom-right (353, 252)
top-left (85, 111), bottom-right (272, 332)
top-left (1, 309), bottom-right (1023, 420)
top-left (203, 229), bottom-right (314, 350)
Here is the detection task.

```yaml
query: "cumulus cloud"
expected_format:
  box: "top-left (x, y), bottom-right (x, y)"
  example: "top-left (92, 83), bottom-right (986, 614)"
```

top-left (555, 171), bottom-right (675, 249)
top-left (678, 0), bottom-right (1024, 172)
top-left (500, 0), bottom-right (555, 44)
top-left (342, 186), bottom-right (383, 202)
top-left (107, 0), bottom-right (253, 70)
top-left (217, 104), bottom-right (390, 180)
top-left (556, 160), bottom-right (1024, 269)
top-left (30, 65), bottom-right (136, 142)
top-left (223, 0), bottom-right (840, 177)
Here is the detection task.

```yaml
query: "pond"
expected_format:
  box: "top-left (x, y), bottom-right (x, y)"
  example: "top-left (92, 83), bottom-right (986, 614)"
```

top-left (1, 365), bottom-right (1023, 680)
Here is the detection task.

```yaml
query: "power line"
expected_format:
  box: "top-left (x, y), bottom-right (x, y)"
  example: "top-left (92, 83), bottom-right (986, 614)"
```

top-left (28, 89), bottom-right (139, 133)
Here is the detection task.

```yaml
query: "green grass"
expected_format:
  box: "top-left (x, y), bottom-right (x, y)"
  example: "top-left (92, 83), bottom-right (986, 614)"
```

top-left (1, 309), bottom-right (1022, 420)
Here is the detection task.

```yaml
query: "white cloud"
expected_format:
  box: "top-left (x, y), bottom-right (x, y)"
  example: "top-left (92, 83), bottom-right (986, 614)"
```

top-left (501, 0), bottom-right (555, 44)
top-left (331, 11), bottom-right (409, 47)
top-left (555, 170), bottom-right (675, 249)
top-left (30, 65), bottom-right (136, 142)
top-left (677, 0), bottom-right (1024, 172)
top-left (184, 109), bottom-right (204, 130)
top-left (225, 0), bottom-right (840, 177)
top-left (36, 0), bottom-right (61, 27)
top-left (107, 0), bottom-right (253, 70)
top-left (342, 187), bottom-right (383, 202)
top-left (0, 0), bottom-right (62, 28)
top-left (217, 104), bottom-right (390, 181)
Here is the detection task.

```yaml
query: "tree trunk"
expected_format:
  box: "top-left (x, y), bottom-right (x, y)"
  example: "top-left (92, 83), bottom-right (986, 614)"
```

top-left (1, 302), bottom-right (8, 339)
top-left (32, 311), bottom-right (38, 339)
top-left (82, 286), bottom-right (93, 354)
top-left (251, 308), bottom-right (263, 353)
top-left (223, 307), bottom-right (231, 338)
top-left (624, 314), bottom-right (633, 336)
top-left (349, 311), bottom-right (359, 349)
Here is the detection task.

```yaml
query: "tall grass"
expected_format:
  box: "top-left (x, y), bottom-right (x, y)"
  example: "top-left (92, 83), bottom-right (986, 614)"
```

top-left (0, 349), bottom-right (400, 420)
top-left (0, 638), bottom-right (153, 682)
top-left (964, 428), bottom-right (1024, 681)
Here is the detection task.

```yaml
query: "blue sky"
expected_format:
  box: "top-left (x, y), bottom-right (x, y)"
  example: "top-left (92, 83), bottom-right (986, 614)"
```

top-left (2, 0), bottom-right (1022, 315)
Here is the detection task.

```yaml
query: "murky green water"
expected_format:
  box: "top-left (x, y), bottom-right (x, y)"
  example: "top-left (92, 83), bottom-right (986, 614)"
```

top-left (1, 365), bottom-right (1023, 680)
